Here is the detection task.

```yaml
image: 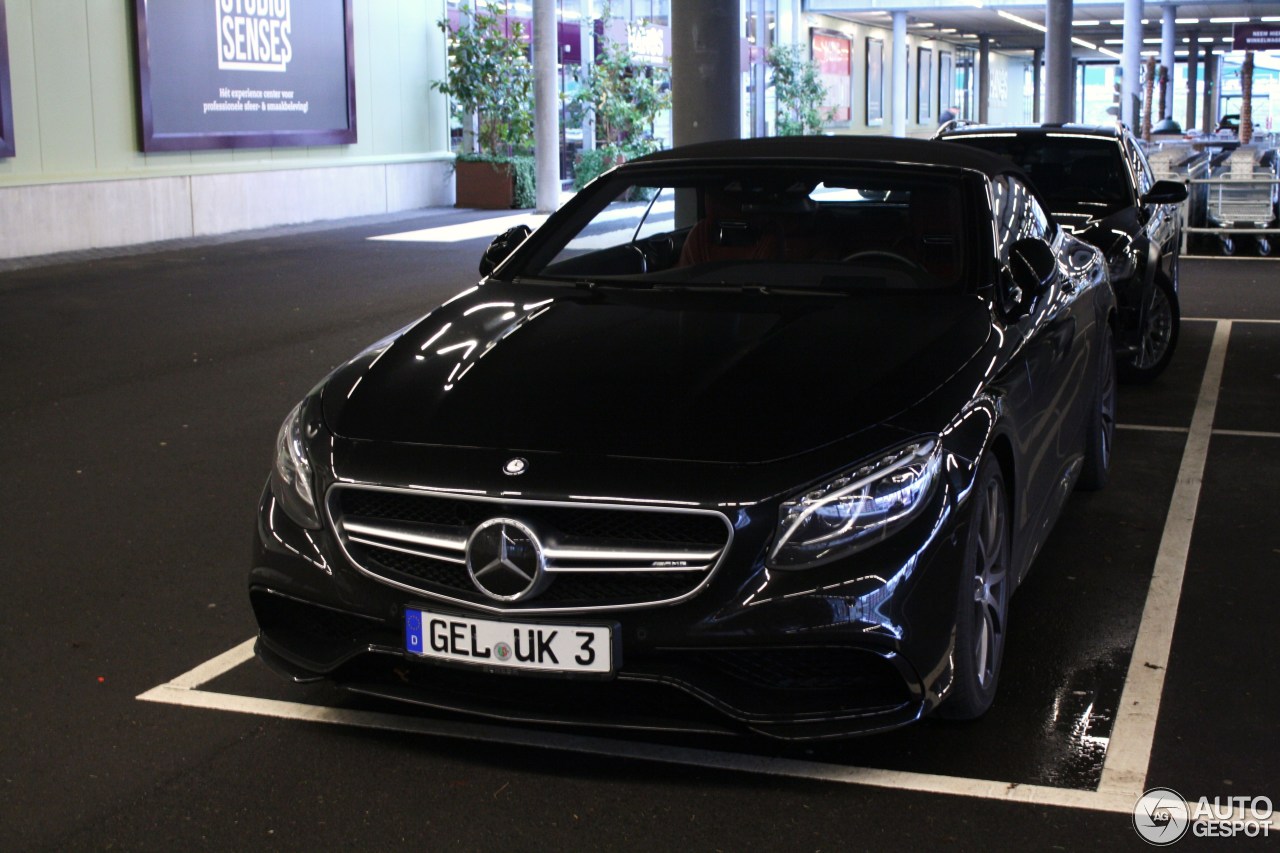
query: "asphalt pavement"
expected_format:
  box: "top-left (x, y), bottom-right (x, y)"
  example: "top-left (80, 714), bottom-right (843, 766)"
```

top-left (1, 210), bottom-right (1276, 852)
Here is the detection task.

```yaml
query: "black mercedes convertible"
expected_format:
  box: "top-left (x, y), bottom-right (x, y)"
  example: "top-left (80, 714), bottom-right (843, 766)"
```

top-left (250, 137), bottom-right (1115, 739)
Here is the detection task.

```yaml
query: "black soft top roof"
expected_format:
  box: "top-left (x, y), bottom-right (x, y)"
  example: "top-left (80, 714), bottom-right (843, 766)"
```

top-left (627, 135), bottom-right (1023, 179)
top-left (939, 123), bottom-right (1124, 140)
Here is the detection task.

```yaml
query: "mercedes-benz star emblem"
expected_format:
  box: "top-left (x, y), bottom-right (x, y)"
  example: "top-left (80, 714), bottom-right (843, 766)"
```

top-left (465, 518), bottom-right (547, 601)
top-left (503, 457), bottom-right (528, 476)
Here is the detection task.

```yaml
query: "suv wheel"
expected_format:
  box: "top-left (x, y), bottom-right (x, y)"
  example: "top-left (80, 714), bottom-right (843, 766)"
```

top-left (1118, 275), bottom-right (1179, 383)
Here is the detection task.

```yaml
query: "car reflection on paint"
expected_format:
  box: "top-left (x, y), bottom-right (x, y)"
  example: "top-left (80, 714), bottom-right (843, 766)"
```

top-left (250, 137), bottom-right (1115, 739)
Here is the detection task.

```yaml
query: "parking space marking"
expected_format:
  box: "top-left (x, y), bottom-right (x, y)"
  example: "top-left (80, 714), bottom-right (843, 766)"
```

top-left (1097, 320), bottom-right (1231, 796)
top-left (138, 644), bottom-right (1138, 815)
top-left (1214, 428), bottom-right (1280, 439)
top-left (138, 321), bottom-right (1242, 817)
top-left (137, 639), bottom-right (1274, 828)
top-left (1117, 424), bottom-right (1188, 433)
top-left (1185, 317), bottom-right (1280, 324)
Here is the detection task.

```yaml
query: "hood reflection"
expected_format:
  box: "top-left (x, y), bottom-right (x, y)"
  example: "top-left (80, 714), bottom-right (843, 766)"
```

top-left (407, 298), bottom-right (557, 393)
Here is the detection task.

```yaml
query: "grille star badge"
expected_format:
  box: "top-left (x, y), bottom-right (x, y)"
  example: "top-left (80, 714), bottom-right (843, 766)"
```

top-left (465, 518), bottom-right (548, 601)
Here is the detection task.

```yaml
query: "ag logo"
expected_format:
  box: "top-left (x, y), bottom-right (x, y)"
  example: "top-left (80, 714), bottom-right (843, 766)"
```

top-left (1133, 787), bottom-right (1190, 845)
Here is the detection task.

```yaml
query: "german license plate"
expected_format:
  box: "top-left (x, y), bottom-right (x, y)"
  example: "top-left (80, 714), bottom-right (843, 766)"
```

top-left (405, 608), bottom-right (613, 675)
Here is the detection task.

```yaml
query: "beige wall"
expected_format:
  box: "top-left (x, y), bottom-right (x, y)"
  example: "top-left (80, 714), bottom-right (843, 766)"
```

top-left (0, 0), bottom-right (454, 260)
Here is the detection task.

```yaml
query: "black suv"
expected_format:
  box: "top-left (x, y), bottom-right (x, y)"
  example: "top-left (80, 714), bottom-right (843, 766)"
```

top-left (938, 123), bottom-right (1188, 382)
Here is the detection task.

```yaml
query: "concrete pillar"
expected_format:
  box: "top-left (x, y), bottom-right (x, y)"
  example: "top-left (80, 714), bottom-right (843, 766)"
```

top-left (980, 36), bottom-right (992, 124)
top-left (580, 0), bottom-right (595, 152)
top-left (1044, 0), bottom-right (1073, 123)
top-left (1032, 48), bottom-right (1042, 123)
top-left (1161, 6), bottom-right (1176, 120)
top-left (1073, 59), bottom-right (1081, 122)
top-left (533, 0), bottom-right (560, 212)
top-left (892, 12), bottom-right (908, 137)
top-left (671, 0), bottom-right (740, 147)
top-left (1185, 30), bottom-right (1199, 130)
top-left (1121, 0), bottom-right (1143, 130)
top-left (1201, 48), bottom-right (1216, 132)
top-left (672, 0), bottom-right (740, 227)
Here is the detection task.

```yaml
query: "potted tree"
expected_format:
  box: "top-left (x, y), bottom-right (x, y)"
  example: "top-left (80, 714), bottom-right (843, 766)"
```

top-left (766, 45), bottom-right (831, 136)
top-left (569, 15), bottom-right (671, 191)
top-left (433, 3), bottom-right (535, 208)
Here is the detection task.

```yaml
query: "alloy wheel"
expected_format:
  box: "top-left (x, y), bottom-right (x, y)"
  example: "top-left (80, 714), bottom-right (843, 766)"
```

top-left (971, 476), bottom-right (1009, 689)
top-left (1134, 284), bottom-right (1174, 369)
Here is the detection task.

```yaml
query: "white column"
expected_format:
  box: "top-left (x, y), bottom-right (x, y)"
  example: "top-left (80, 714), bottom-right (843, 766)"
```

top-left (1122, 0), bottom-right (1143, 130)
top-left (533, 0), bottom-right (561, 212)
top-left (1161, 6), bottom-right (1177, 120)
top-left (580, 0), bottom-right (595, 152)
top-left (978, 35), bottom-right (990, 123)
top-left (892, 11), bottom-right (908, 137)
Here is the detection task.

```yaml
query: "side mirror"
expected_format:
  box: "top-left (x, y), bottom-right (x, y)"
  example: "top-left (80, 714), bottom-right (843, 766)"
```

top-left (1007, 237), bottom-right (1056, 312)
top-left (479, 224), bottom-right (533, 277)
top-left (1141, 179), bottom-right (1189, 206)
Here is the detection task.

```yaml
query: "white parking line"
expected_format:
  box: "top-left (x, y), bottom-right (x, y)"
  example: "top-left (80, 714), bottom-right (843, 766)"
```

top-left (1185, 317), bottom-right (1280, 324)
top-left (138, 322), bottom-right (1238, 815)
top-left (1097, 320), bottom-right (1231, 795)
top-left (1117, 424), bottom-right (1188, 433)
top-left (138, 645), bottom-right (1136, 815)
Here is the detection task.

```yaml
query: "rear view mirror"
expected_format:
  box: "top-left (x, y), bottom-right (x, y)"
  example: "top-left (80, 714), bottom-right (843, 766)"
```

top-left (1007, 238), bottom-right (1057, 311)
top-left (1141, 179), bottom-right (1189, 206)
top-left (479, 224), bottom-right (533, 277)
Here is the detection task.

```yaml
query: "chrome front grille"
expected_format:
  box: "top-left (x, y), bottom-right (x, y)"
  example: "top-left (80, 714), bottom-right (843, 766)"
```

top-left (328, 485), bottom-right (733, 613)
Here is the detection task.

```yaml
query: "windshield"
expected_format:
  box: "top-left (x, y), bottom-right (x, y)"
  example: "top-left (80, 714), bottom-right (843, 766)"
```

top-left (944, 133), bottom-right (1133, 217)
top-left (510, 166), bottom-right (973, 292)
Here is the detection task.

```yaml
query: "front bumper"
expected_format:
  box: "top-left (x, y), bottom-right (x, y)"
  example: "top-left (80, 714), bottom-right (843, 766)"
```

top-left (251, 465), bottom-right (976, 740)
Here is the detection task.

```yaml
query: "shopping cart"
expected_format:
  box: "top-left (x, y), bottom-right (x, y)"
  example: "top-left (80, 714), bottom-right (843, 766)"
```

top-left (1203, 145), bottom-right (1279, 255)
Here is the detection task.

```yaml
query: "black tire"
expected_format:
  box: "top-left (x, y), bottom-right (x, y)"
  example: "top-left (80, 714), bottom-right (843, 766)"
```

top-left (1078, 322), bottom-right (1117, 492)
top-left (1118, 275), bottom-right (1179, 383)
top-left (938, 457), bottom-right (1011, 720)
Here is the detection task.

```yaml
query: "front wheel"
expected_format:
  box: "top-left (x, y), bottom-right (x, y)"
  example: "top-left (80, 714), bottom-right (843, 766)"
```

top-left (938, 458), bottom-right (1011, 720)
top-left (1078, 321), bottom-right (1117, 491)
top-left (1118, 275), bottom-right (1179, 383)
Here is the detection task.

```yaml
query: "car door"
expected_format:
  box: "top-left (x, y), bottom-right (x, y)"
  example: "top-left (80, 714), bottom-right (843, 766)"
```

top-left (1126, 135), bottom-right (1181, 283)
top-left (991, 175), bottom-right (1094, 573)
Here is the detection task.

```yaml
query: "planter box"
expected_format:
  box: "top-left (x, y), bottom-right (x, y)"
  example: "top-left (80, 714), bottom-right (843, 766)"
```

top-left (455, 159), bottom-right (515, 210)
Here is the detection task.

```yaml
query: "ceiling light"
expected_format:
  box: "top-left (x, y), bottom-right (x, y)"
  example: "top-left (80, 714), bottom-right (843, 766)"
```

top-left (997, 10), bottom-right (1046, 34)
top-left (1099, 47), bottom-right (1122, 60)
top-left (1175, 18), bottom-right (1199, 25)
top-left (1074, 20), bottom-right (1100, 27)
top-left (1209, 17), bottom-right (1249, 24)
top-left (1072, 37), bottom-right (1098, 50)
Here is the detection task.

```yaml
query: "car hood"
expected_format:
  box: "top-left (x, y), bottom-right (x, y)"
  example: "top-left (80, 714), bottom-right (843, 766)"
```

top-left (321, 283), bottom-right (992, 464)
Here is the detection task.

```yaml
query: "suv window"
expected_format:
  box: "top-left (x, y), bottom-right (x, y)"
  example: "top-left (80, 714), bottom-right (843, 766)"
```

top-left (1125, 137), bottom-right (1155, 196)
top-left (945, 133), bottom-right (1133, 217)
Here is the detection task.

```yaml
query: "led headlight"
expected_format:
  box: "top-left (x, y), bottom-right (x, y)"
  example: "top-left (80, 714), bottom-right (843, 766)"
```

top-left (269, 400), bottom-right (321, 529)
top-left (769, 440), bottom-right (941, 569)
